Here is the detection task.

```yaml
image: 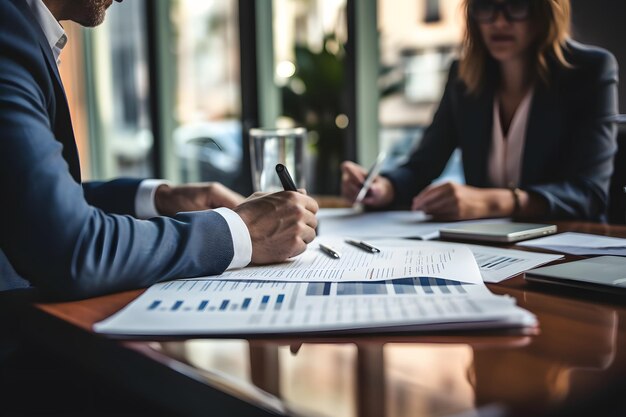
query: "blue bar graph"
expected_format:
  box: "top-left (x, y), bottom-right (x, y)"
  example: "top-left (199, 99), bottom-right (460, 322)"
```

top-left (306, 282), bottom-right (333, 296)
top-left (337, 282), bottom-right (387, 296)
top-left (172, 300), bottom-right (183, 311)
top-left (434, 278), bottom-right (451, 294)
top-left (198, 300), bottom-right (208, 311)
top-left (260, 295), bottom-right (270, 310)
top-left (148, 300), bottom-right (161, 310)
top-left (242, 298), bottom-right (251, 310)
top-left (419, 277), bottom-right (433, 294)
top-left (447, 280), bottom-right (467, 293)
top-left (323, 283), bottom-right (331, 296)
top-left (275, 294), bottom-right (285, 310)
top-left (220, 300), bottom-right (230, 311)
top-left (392, 278), bottom-right (417, 294)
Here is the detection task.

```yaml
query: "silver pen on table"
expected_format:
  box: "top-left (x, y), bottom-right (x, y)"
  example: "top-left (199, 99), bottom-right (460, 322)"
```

top-left (319, 243), bottom-right (341, 259)
top-left (344, 239), bottom-right (380, 253)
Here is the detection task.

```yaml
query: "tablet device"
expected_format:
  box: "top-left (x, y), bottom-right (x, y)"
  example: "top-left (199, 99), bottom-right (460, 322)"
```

top-left (524, 256), bottom-right (626, 294)
top-left (439, 222), bottom-right (557, 243)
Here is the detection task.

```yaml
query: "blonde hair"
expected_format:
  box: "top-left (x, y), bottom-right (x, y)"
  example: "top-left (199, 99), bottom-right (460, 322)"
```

top-left (459, 0), bottom-right (572, 94)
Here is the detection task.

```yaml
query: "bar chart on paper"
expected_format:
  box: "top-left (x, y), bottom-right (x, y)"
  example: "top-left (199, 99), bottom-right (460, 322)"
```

top-left (143, 278), bottom-right (473, 314)
top-left (94, 278), bottom-right (536, 336)
top-left (466, 244), bottom-right (562, 283)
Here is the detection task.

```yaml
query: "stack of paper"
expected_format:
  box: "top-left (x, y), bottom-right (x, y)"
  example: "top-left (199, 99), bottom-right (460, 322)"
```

top-left (361, 239), bottom-right (563, 283)
top-left (94, 240), bottom-right (537, 336)
top-left (517, 232), bottom-right (626, 256)
top-left (316, 208), bottom-right (512, 240)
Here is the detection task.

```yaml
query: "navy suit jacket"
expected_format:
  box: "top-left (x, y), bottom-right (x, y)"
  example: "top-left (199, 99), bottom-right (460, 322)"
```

top-left (385, 41), bottom-right (619, 221)
top-left (0, 0), bottom-right (235, 298)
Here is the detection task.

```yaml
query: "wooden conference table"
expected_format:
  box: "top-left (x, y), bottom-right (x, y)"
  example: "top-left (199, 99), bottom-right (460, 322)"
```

top-left (20, 205), bottom-right (626, 417)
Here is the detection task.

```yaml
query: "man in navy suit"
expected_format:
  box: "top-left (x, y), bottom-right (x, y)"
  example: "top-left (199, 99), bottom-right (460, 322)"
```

top-left (0, 0), bottom-right (319, 299)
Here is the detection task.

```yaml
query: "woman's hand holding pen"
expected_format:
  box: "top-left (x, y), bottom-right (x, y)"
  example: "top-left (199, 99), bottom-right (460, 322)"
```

top-left (340, 161), bottom-right (394, 208)
top-left (235, 191), bottom-right (319, 265)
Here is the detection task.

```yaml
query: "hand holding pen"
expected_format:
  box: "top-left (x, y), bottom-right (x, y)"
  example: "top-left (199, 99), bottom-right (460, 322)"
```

top-left (275, 163), bottom-right (298, 191)
top-left (233, 165), bottom-right (318, 264)
top-left (353, 152), bottom-right (387, 206)
top-left (340, 159), bottom-right (395, 208)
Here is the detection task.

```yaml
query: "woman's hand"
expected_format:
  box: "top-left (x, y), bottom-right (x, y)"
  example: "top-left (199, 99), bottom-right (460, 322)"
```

top-left (411, 182), bottom-right (516, 220)
top-left (340, 161), bottom-right (395, 208)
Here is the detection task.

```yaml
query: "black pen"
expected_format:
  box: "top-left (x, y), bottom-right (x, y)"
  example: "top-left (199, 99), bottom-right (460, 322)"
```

top-left (275, 163), bottom-right (298, 191)
top-left (319, 243), bottom-right (341, 259)
top-left (345, 239), bottom-right (380, 253)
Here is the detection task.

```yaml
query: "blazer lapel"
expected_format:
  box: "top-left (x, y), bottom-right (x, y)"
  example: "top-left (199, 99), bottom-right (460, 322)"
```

top-left (462, 85), bottom-right (494, 187)
top-left (521, 81), bottom-right (561, 186)
top-left (17, 0), bottom-right (82, 182)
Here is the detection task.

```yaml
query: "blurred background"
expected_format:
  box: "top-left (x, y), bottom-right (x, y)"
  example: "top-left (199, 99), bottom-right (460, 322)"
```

top-left (59, 0), bottom-right (625, 196)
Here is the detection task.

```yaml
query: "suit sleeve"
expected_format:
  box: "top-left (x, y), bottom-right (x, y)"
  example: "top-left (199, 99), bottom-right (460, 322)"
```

top-left (525, 51), bottom-right (619, 221)
top-left (0, 17), bottom-right (235, 299)
top-left (82, 179), bottom-right (143, 216)
top-left (382, 63), bottom-right (460, 208)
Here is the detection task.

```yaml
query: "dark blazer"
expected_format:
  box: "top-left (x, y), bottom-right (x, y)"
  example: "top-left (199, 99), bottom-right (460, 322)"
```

top-left (0, 0), bottom-right (235, 298)
top-left (384, 41), bottom-right (619, 221)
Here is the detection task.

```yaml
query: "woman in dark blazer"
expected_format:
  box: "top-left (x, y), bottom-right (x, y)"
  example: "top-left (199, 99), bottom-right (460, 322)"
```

top-left (342, 0), bottom-right (618, 222)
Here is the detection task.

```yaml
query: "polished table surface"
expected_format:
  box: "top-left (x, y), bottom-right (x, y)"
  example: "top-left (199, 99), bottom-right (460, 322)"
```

top-left (23, 213), bottom-right (626, 417)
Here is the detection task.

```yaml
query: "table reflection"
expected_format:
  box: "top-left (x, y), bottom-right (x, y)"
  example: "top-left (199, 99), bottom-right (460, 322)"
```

top-left (473, 291), bottom-right (618, 417)
top-left (149, 289), bottom-right (618, 417)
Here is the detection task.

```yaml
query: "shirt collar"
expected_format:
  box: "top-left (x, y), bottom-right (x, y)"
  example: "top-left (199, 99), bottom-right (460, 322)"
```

top-left (24, 0), bottom-right (67, 65)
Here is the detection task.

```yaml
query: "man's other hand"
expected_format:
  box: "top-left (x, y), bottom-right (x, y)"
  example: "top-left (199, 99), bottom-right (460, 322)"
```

top-left (155, 183), bottom-right (245, 216)
top-left (234, 191), bottom-right (319, 264)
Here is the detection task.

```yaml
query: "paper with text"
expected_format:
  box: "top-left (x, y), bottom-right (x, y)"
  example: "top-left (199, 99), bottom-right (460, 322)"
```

top-left (94, 278), bottom-right (537, 336)
top-left (517, 232), bottom-right (626, 256)
top-left (197, 239), bottom-right (483, 285)
top-left (316, 208), bottom-right (511, 240)
top-left (370, 239), bottom-right (563, 283)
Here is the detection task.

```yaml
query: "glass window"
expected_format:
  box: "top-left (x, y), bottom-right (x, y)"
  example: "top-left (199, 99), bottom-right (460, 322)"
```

top-left (88, 0), bottom-right (153, 179)
top-left (378, 0), bottom-right (465, 183)
top-left (272, 0), bottom-right (349, 194)
top-left (168, 0), bottom-right (243, 190)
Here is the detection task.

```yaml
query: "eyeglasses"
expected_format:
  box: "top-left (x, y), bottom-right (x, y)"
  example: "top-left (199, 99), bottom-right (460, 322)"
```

top-left (470, 0), bottom-right (532, 23)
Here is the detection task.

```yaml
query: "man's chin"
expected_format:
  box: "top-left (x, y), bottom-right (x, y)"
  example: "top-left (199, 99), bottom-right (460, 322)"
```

top-left (71, 0), bottom-right (112, 27)
top-left (74, 9), bottom-right (107, 27)
top-left (74, 16), bottom-right (105, 27)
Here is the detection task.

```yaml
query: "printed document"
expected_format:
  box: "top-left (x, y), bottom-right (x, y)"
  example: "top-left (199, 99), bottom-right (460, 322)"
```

top-left (94, 278), bottom-right (537, 336)
top-left (317, 208), bottom-right (511, 240)
top-left (368, 239), bottom-right (563, 283)
top-left (195, 239), bottom-right (483, 285)
top-left (468, 244), bottom-right (562, 283)
top-left (517, 232), bottom-right (626, 256)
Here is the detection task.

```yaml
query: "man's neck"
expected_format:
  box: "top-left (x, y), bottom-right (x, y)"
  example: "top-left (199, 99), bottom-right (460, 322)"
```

top-left (41, 0), bottom-right (65, 21)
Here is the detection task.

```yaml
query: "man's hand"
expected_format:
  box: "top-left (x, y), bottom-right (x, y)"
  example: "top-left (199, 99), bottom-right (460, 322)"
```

top-left (411, 182), bottom-right (515, 221)
top-left (234, 191), bottom-right (318, 264)
top-left (155, 183), bottom-right (245, 217)
top-left (340, 161), bottom-right (394, 208)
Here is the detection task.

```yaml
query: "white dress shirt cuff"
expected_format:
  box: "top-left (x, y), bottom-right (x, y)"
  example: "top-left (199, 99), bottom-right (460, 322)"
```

top-left (135, 179), bottom-right (172, 219)
top-left (213, 208), bottom-right (253, 270)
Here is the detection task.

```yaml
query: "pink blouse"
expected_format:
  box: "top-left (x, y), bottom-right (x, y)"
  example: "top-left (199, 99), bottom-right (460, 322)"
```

top-left (487, 88), bottom-right (534, 189)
